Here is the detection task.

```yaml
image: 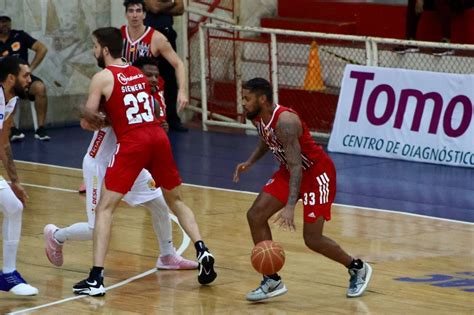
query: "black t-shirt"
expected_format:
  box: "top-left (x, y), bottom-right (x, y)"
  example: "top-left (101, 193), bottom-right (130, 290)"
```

top-left (0, 30), bottom-right (37, 63)
top-left (144, 12), bottom-right (173, 30)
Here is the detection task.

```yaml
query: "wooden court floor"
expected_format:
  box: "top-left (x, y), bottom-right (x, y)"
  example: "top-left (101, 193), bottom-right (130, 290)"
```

top-left (1, 162), bottom-right (473, 314)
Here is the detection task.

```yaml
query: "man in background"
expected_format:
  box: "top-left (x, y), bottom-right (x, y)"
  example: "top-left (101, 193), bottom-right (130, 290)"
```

top-left (0, 11), bottom-right (50, 140)
top-left (144, 0), bottom-right (188, 132)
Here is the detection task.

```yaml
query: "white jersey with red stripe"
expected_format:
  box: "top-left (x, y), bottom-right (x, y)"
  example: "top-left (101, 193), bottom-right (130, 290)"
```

top-left (0, 86), bottom-right (18, 130)
top-left (85, 127), bottom-right (118, 164)
top-left (0, 86), bottom-right (18, 187)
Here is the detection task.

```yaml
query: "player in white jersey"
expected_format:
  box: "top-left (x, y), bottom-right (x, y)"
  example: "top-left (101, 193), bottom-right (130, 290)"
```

top-left (0, 56), bottom-right (38, 295)
top-left (43, 57), bottom-right (197, 270)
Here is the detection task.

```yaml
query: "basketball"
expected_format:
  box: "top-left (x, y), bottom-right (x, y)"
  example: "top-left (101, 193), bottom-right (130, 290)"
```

top-left (251, 240), bottom-right (285, 275)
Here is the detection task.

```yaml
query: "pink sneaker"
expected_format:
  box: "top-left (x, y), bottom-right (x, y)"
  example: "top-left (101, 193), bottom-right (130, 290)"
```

top-left (44, 224), bottom-right (63, 267)
top-left (156, 254), bottom-right (198, 270)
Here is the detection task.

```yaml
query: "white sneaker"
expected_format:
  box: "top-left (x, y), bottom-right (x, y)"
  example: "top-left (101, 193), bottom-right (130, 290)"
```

top-left (0, 271), bottom-right (39, 296)
top-left (347, 261), bottom-right (373, 297)
top-left (246, 276), bottom-right (287, 301)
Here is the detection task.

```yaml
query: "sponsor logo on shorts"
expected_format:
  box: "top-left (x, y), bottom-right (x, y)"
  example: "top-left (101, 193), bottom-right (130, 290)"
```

top-left (265, 178), bottom-right (274, 186)
top-left (89, 130), bottom-right (106, 158)
top-left (147, 179), bottom-right (156, 190)
top-left (307, 212), bottom-right (316, 218)
top-left (92, 187), bottom-right (98, 207)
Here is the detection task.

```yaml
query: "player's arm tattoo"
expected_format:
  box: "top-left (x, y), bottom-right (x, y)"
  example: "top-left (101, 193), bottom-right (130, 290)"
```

top-left (276, 113), bottom-right (302, 206)
top-left (3, 143), bottom-right (19, 183)
top-left (248, 139), bottom-right (269, 164)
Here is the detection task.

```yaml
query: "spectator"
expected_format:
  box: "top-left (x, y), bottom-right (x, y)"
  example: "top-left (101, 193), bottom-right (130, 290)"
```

top-left (0, 11), bottom-right (50, 141)
top-left (395, 0), bottom-right (474, 56)
top-left (144, 0), bottom-right (188, 132)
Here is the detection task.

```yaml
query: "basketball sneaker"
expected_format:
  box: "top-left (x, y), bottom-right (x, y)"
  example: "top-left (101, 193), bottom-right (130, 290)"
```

top-left (44, 224), bottom-right (64, 266)
top-left (347, 261), bottom-right (373, 297)
top-left (0, 270), bottom-right (39, 296)
top-left (73, 276), bottom-right (105, 296)
top-left (157, 254), bottom-right (198, 270)
top-left (197, 250), bottom-right (217, 284)
top-left (246, 276), bottom-right (287, 301)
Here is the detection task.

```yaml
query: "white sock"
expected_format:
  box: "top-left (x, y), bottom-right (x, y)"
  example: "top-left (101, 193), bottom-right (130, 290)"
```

top-left (0, 188), bottom-right (23, 273)
top-left (3, 240), bottom-right (19, 273)
top-left (143, 196), bottom-right (175, 256)
top-left (54, 222), bottom-right (93, 242)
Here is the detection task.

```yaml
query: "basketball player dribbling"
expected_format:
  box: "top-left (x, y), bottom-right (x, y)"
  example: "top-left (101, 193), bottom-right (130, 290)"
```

top-left (0, 56), bottom-right (38, 295)
top-left (233, 78), bottom-right (372, 301)
top-left (73, 27), bottom-right (216, 296)
top-left (43, 57), bottom-right (197, 271)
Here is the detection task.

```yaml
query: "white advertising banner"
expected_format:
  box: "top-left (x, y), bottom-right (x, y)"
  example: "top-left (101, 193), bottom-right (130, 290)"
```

top-left (328, 65), bottom-right (474, 168)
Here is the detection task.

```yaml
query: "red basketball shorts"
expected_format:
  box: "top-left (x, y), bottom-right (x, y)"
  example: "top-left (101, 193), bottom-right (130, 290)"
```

top-left (262, 156), bottom-right (336, 223)
top-left (104, 126), bottom-right (182, 194)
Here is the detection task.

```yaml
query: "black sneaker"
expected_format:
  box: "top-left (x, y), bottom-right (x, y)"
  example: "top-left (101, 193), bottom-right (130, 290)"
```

top-left (73, 276), bottom-right (105, 296)
top-left (393, 45), bottom-right (420, 54)
top-left (10, 127), bottom-right (25, 142)
top-left (197, 250), bottom-right (217, 285)
top-left (35, 126), bottom-right (51, 141)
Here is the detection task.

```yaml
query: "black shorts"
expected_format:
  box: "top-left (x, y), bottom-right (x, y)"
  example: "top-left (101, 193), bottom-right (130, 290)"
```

top-left (27, 74), bottom-right (43, 101)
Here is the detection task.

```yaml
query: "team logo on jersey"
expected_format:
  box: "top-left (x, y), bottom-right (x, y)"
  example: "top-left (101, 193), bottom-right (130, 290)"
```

top-left (11, 42), bottom-right (21, 52)
top-left (117, 73), bottom-right (144, 85)
top-left (137, 43), bottom-right (150, 57)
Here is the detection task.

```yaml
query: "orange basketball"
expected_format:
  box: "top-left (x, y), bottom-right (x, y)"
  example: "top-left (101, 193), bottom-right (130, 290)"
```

top-left (251, 240), bottom-right (285, 275)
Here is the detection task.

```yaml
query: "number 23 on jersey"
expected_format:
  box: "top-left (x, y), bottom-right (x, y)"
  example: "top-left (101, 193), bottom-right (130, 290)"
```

top-left (124, 91), bottom-right (154, 124)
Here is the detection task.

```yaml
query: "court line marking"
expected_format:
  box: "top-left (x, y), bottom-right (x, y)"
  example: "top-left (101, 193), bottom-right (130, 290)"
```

top-left (7, 205), bottom-right (190, 314)
top-left (16, 160), bottom-right (474, 226)
top-left (7, 160), bottom-right (473, 312)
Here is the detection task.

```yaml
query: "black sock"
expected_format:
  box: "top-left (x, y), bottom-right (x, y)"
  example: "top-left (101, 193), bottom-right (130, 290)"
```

top-left (266, 273), bottom-right (280, 281)
top-left (194, 240), bottom-right (208, 254)
top-left (347, 259), bottom-right (363, 270)
top-left (89, 266), bottom-right (104, 279)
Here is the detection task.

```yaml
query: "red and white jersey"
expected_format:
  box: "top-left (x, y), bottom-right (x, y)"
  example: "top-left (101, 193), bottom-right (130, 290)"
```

top-left (103, 64), bottom-right (159, 140)
top-left (121, 25), bottom-right (155, 63)
top-left (152, 87), bottom-right (166, 123)
top-left (85, 127), bottom-right (117, 164)
top-left (254, 104), bottom-right (325, 170)
top-left (0, 86), bottom-right (19, 184)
